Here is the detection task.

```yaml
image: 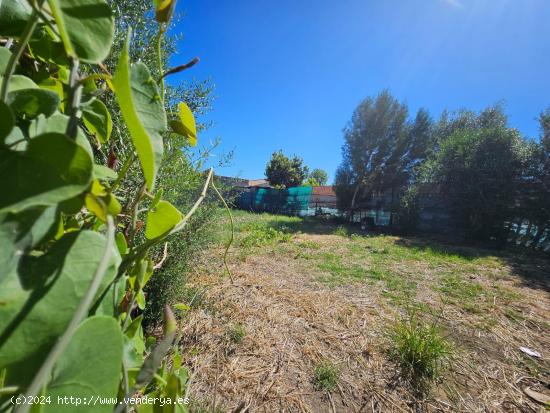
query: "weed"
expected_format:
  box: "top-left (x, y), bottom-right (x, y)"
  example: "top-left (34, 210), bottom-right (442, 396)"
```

top-left (389, 313), bottom-right (451, 383)
top-left (240, 223), bottom-right (292, 248)
top-left (313, 360), bottom-right (339, 391)
top-left (333, 225), bottom-right (349, 237)
top-left (228, 323), bottom-right (246, 344)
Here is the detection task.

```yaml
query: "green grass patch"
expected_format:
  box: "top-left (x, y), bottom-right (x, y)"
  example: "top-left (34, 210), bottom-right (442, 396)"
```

top-left (227, 323), bottom-right (246, 344)
top-left (239, 222), bottom-right (292, 248)
top-left (437, 274), bottom-right (486, 313)
top-left (313, 360), bottom-right (339, 391)
top-left (389, 313), bottom-right (451, 384)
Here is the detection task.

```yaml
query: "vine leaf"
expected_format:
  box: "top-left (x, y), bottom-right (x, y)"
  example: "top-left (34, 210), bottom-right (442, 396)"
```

top-left (113, 32), bottom-right (166, 191)
top-left (145, 200), bottom-right (182, 239)
top-left (0, 206), bottom-right (59, 281)
top-left (0, 101), bottom-right (14, 141)
top-left (43, 316), bottom-right (123, 413)
top-left (0, 46), bottom-right (12, 72)
top-left (30, 112), bottom-right (93, 157)
top-left (47, 0), bottom-right (114, 63)
top-left (0, 0), bottom-right (32, 37)
top-left (169, 101), bottom-right (197, 146)
top-left (82, 98), bottom-right (112, 144)
top-left (0, 231), bottom-right (120, 387)
top-left (0, 133), bottom-right (93, 214)
top-left (7, 88), bottom-right (60, 118)
top-left (93, 164), bottom-right (117, 181)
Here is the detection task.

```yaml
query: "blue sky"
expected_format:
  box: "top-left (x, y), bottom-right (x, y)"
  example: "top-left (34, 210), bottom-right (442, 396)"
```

top-left (169, 0), bottom-right (550, 182)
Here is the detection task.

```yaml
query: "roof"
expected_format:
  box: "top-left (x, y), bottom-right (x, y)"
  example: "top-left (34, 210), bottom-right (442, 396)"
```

top-left (247, 179), bottom-right (271, 187)
top-left (312, 186), bottom-right (336, 196)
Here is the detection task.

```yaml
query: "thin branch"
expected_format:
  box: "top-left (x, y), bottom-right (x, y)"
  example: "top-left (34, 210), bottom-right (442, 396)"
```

top-left (159, 57), bottom-right (200, 80)
top-left (211, 179), bottom-right (234, 283)
top-left (155, 25), bottom-right (166, 102)
top-left (15, 217), bottom-right (116, 413)
top-left (170, 168), bottom-right (214, 234)
top-left (65, 58), bottom-right (83, 139)
top-left (153, 242), bottom-right (169, 270)
top-left (118, 168), bottom-right (214, 276)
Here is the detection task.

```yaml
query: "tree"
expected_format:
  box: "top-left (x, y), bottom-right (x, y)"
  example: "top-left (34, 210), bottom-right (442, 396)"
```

top-left (309, 169), bottom-right (328, 186)
top-left (420, 107), bottom-right (524, 241)
top-left (265, 150), bottom-right (309, 187)
top-left (334, 90), bottom-right (409, 209)
top-left (513, 108), bottom-right (550, 248)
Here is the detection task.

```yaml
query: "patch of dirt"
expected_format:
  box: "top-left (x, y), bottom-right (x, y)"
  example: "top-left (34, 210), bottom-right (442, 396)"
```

top-left (181, 232), bottom-right (550, 413)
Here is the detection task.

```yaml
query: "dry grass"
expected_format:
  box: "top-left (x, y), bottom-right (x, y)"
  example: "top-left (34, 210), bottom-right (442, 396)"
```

top-left (179, 211), bottom-right (550, 412)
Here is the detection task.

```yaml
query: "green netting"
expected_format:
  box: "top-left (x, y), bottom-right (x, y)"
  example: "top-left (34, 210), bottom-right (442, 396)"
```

top-left (238, 186), bottom-right (313, 215)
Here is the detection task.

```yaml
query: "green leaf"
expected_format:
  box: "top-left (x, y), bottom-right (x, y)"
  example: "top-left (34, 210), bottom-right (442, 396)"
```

top-left (115, 232), bottom-right (128, 255)
top-left (145, 200), bottom-right (182, 239)
top-left (113, 33), bottom-right (166, 191)
top-left (43, 316), bottom-right (123, 413)
top-left (0, 206), bottom-right (59, 281)
top-left (3, 126), bottom-right (25, 150)
top-left (0, 47), bottom-right (12, 72)
top-left (135, 330), bottom-right (176, 389)
top-left (29, 112), bottom-right (93, 157)
top-left (0, 231), bottom-right (120, 387)
top-left (82, 98), bottom-right (112, 143)
top-left (47, 0), bottom-right (114, 63)
top-left (173, 303), bottom-right (190, 312)
top-left (0, 0), bottom-right (32, 37)
top-left (7, 88), bottom-right (60, 118)
top-left (0, 133), bottom-right (93, 214)
top-left (151, 187), bottom-right (163, 208)
top-left (170, 101), bottom-right (197, 146)
top-left (93, 164), bottom-right (117, 181)
top-left (0, 101), bottom-right (15, 141)
top-left (136, 290), bottom-right (146, 310)
top-left (85, 181), bottom-right (121, 221)
top-left (6, 75), bottom-right (38, 92)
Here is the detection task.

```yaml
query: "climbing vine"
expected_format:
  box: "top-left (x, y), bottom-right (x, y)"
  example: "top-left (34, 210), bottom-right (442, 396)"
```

top-left (0, 0), bottom-right (222, 411)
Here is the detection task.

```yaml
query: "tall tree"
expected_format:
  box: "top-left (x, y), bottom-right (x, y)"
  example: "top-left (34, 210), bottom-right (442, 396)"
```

top-left (265, 150), bottom-right (309, 187)
top-left (334, 90), bottom-right (409, 209)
